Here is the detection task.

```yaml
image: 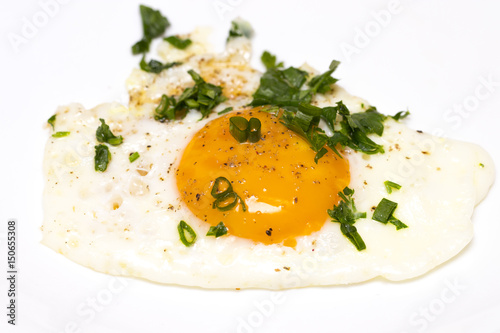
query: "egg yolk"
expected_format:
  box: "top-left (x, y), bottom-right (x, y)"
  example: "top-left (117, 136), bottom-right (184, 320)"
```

top-left (176, 108), bottom-right (350, 246)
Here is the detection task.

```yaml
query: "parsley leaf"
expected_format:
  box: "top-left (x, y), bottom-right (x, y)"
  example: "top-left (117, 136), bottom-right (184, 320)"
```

top-left (261, 51), bottom-right (283, 70)
top-left (96, 119), bottom-right (123, 146)
top-left (139, 55), bottom-right (181, 73)
top-left (164, 35), bottom-right (192, 49)
top-left (328, 187), bottom-right (367, 251)
top-left (206, 222), bottom-right (228, 238)
top-left (94, 144), bottom-right (111, 172)
top-left (228, 18), bottom-right (253, 40)
top-left (390, 110), bottom-right (410, 121)
top-left (154, 70), bottom-right (226, 121)
top-left (308, 60), bottom-right (339, 94)
top-left (132, 5), bottom-right (170, 55)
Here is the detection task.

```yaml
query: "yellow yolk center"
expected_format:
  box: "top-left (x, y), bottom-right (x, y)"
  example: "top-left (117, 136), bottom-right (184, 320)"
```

top-left (176, 109), bottom-right (350, 246)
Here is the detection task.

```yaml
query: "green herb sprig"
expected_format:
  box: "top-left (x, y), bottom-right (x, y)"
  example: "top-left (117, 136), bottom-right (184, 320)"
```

top-left (154, 70), bottom-right (227, 121)
top-left (328, 187), bottom-right (367, 251)
top-left (206, 222), bottom-right (228, 238)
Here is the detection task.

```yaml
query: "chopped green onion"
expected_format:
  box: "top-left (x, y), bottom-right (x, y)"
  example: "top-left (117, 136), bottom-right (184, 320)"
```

top-left (388, 216), bottom-right (408, 230)
top-left (94, 144), bottom-right (111, 172)
top-left (384, 180), bottom-right (402, 194)
top-left (211, 177), bottom-right (233, 198)
top-left (248, 117), bottom-right (261, 143)
top-left (372, 198), bottom-right (398, 224)
top-left (212, 192), bottom-right (240, 211)
top-left (96, 119), bottom-right (123, 146)
top-left (129, 152), bottom-right (140, 163)
top-left (479, 163), bottom-right (485, 168)
top-left (229, 116), bottom-right (249, 143)
top-left (47, 114), bottom-right (56, 130)
top-left (210, 177), bottom-right (246, 212)
top-left (177, 220), bottom-right (197, 247)
top-left (164, 35), bottom-right (192, 49)
top-left (217, 107), bottom-right (233, 115)
top-left (52, 131), bottom-right (70, 138)
top-left (206, 222), bottom-right (228, 238)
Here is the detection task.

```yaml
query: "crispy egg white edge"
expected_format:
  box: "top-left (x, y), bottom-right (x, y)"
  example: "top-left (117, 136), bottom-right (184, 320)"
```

top-left (41, 34), bottom-right (495, 289)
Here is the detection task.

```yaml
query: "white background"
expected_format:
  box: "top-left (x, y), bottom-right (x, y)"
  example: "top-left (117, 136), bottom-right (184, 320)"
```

top-left (1, 0), bottom-right (499, 332)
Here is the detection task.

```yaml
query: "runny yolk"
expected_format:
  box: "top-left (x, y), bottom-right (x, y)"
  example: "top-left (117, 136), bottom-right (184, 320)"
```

top-left (176, 108), bottom-right (350, 246)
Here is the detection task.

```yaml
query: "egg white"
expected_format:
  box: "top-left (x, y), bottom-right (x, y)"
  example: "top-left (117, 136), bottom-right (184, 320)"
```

top-left (41, 33), bottom-right (495, 289)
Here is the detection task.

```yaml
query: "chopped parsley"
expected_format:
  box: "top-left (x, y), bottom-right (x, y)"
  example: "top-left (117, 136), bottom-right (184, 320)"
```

top-left (384, 180), bottom-right (402, 194)
top-left (132, 5), bottom-right (170, 55)
top-left (390, 110), bottom-right (410, 121)
top-left (139, 56), bottom-right (180, 73)
top-left (164, 35), bottom-right (192, 49)
top-left (47, 114), bottom-right (56, 130)
top-left (251, 52), bottom-right (408, 162)
top-left (129, 152), bottom-right (140, 163)
top-left (228, 18), bottom-right (253, 40)
top-left (328, 187), bottom-right (367, 251)
top-left (96, 119), bottom-right (123, 146)
top-left (52, 131), bottom-right (70, 138)
top-left (217, 106), bottom-right (233, 115)
top-left (154, 70), bottom-right (226, 121)
top-left (261, 51), bottom-right (283, 70)
top-left (94, 144), bottom-right (111, 172)
top-left (206, 222), bottom-right (228, 238)
top-left (372, 198), bottom-right (408, 230)
top-left (177, 220), bottom-right (197, 247)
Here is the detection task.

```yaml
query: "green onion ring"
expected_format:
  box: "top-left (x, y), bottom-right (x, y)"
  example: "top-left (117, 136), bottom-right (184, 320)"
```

top-left (177, 220), bottom-right (197, 247)
top-left (211, 177), bottom-right (233, 199)
top-left (248, 117), bottom-right (261, 143)
top-left (229, 116), bottom-right (249, 143)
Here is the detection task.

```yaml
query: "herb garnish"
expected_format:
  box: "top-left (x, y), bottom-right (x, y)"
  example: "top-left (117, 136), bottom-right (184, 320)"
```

top-left (47, 114), bottom-right (56, 130)
top-left (94, 144), bottom-right (111, 172)
top-left (211, 177), bottom-right (247, 212)
top-left (372, 198), bottom-right (408, 230)
top-left (139, 56), bottom-right (180, 74)
top-left (251, 52), bottom-right (409, 162)
top-left (328, 187), bottom-right (367, 251)
top-left (154, 70), bottom-right (227, 121)
top-left (206, 222), bottom-right (228, 238)
top-left (218, 107), bottom-right (233, 115)
top-left (384, 181), bottom-right (401, 194)
top-left (164, 35), bottom-right (192, 49)
top-left (132, 5), bottom-right (170, 55)
top-left (227, 18), bottom-right (253, 40)
top-left (129, 152), bottom-right (140, 163)
top-left (178, 220), bottom-right (197, 247)
top-left (261, 51), bottom-right (283, 70)
top-left (229, 116), bottom-right (261, 143)
top-left (96, 119), bottom-right (123, 146)
top-left (52, 131), bottom-right (70, 138)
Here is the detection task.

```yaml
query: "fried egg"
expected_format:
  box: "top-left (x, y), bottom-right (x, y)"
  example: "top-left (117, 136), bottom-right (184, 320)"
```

top-left (41, 32), bottom-right (495, 289)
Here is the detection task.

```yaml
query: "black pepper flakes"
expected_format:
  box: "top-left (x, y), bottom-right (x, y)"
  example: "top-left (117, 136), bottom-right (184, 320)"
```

top-left (265, 228), bottom-right (273, 236)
